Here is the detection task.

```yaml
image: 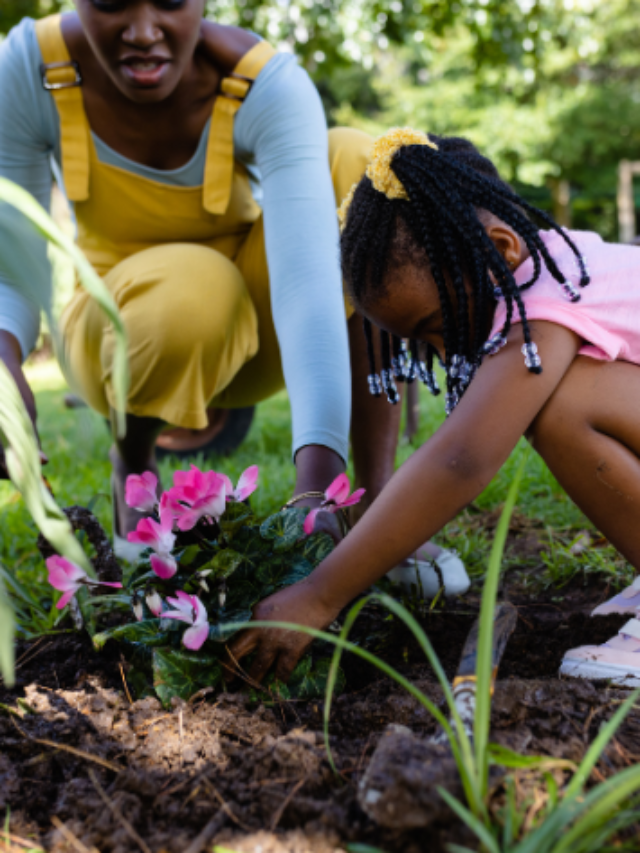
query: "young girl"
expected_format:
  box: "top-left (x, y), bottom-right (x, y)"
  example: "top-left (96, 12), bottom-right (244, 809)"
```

top-left (228, 127), bottom-right (640, 688)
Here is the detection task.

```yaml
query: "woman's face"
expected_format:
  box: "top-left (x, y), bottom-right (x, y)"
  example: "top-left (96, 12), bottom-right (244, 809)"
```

top-left (76, 0), bottom-right (206, 103)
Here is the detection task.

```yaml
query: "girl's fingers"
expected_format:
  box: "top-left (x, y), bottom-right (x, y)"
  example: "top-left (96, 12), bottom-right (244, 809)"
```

top-left (247, 644), bottom-right (278, 685)
top-left (274, 645), bottom-right (307, 683)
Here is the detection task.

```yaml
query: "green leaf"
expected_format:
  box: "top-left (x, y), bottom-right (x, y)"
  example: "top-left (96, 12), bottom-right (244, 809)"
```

top-left (208, 609), bottom-right (252, 643)
top-left (488, 743), bottom-right (576, 771)
top-left (229, 525), bottom-right (272, 564)
top-left (276, 555), bottom-right (314, 587)
top-left (259, 508), bottom-right (306, 552)
top-left (225, 577), bottom-right (265, 611)
top-left (152, 647), bottom-right (222, 707)
top-left (93, 618), bottom-right (164, 650)
top-left (474, 452), bottom-right (528, 795)
top-left (0, 571), bottom-right (16, 686)
top-left (302, 531), bottom-right (335, 566)
top-left (178, 545), bottom-right (200, 566)
top-left (200, 548), bottom-right (244, 581)
top-left (0, 177), bottom-right (129, 434)
top-left (0, 362), bottom-right (93, 576)
top-left (288, 656), bottom-right (346, 700)
top-left (219, 501), bottom-right (254, 540)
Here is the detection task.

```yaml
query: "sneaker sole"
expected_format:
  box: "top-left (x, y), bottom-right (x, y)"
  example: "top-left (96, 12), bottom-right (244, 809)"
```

top-left (560, 658), bottom-right (640, 687)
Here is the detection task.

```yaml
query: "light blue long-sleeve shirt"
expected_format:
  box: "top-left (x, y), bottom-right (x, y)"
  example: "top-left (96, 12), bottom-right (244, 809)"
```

top-left (0, 17), bottom-right (351, 462)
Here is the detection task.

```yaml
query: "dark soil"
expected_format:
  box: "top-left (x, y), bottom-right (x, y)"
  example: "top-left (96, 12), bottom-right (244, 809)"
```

top-left (2, 565), bottom-right (640, 853)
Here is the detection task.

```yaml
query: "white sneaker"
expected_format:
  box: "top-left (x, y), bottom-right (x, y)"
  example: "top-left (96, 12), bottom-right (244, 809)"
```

top-left (560, 612), bottom-right (640, 687)
top-left (591, 576), bottom-right (640, 616)
top-left (386, 549), bottom-right (470, 599)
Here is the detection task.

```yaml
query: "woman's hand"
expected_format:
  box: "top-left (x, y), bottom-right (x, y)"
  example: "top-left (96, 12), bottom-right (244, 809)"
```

top-left (225, 580), bottom-right (341, 685)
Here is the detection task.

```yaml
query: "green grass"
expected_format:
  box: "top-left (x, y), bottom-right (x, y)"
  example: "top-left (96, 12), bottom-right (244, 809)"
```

top-left (0, 358), bottom-right (632, 634)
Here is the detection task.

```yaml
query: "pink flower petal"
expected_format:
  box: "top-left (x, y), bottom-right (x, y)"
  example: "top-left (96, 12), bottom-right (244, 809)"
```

top-left (338, 487), bottom-right (366, 508)
top-left (167, 591), bottom-right (196, 616)
top-left (127, 517), bottom-right (161, 547)
top-left (97, 582), bottom-right (124, 589)
top-left (182, 622), bottom-right (209, 650)
top-left (162, 610), bottom-right (193, 624)
top-left (174, 507), bottom-right (201, 532)
top-left (150, 553), bottom-right (177, 579)
top-left (56, 589), bottom-right (76, 610)
top-left (235, 465), bottom-right (259, 501)
top-left (325, 473), bottom-right (351, 505)
top-left (219, 473), bottom-right (233, 498)
top-left (192, 596), bottom-right (208, 625)
top-left (303, 507), bottom-right (323, 536)
top-left (46, 556), bottom-right (86, 592)
top-left (124, 472), bottom-right (158, 512)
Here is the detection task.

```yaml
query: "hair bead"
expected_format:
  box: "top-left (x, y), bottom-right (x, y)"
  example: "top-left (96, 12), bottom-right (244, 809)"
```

top-left (522, 341), bottom-right (542, 373)
top-left (368, 374), bottom-right (383, 396)
top-left (391, 336), bottom-right (408, 382)
top-left (482, 333), bottom-right (508, 357)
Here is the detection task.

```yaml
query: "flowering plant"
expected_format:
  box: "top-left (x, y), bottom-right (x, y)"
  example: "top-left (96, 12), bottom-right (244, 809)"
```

top-left (43, 464), bottom-right (362, 707)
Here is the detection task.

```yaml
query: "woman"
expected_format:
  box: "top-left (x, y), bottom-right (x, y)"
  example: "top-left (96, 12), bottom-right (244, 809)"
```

top-left (0, 0), bottom-right (466, 594)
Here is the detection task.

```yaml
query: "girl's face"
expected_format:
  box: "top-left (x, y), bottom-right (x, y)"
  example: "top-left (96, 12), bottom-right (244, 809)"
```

top-left (76, 0), bottom-right (206, 103)
top-left (362, 262), bottom-right (447, 358)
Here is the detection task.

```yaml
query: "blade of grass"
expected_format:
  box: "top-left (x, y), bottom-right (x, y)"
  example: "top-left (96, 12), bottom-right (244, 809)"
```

top-left (475, 451), bottom-right (528, 792)
top-left (563, 688), bottom-right (640, 799)
top-left (322, 593), bottom-right (478, 811)
top-left (551, 764), bottom-right (640, 853)
top-left (436, 786), bottom-right (501, 853)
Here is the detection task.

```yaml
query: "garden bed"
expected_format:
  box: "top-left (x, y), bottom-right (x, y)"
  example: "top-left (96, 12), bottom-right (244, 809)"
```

top-left (2, 573), bottom-right (639, 853)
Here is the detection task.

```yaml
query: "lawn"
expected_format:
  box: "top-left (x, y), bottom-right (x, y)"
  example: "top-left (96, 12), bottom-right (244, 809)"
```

top-left (2, 358), bottom-right (639, 853)
top-left (0, 355), bottom-right (631, 632)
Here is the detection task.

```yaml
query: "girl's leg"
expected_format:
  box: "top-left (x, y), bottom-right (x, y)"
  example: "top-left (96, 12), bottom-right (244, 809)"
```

top-left (528, 355), bottom-right (640, 567)
top-left (529, 356), bottom-right (640, 684)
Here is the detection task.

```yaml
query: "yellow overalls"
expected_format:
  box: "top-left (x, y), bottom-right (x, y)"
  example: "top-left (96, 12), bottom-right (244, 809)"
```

top-left (35, 15), bottom-right (370, 429)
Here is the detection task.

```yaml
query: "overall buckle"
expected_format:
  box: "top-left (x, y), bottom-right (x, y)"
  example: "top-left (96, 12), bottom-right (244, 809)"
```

top-left (40, 60), bottom-right (83, 91)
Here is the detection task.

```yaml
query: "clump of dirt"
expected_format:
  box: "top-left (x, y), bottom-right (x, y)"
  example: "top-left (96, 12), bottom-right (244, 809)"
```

top-left (1, 576), bottom-right (638, 852)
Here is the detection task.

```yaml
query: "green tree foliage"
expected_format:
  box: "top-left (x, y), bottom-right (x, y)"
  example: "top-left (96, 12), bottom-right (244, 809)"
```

top-left (0, 0), bottom-right (64, 35)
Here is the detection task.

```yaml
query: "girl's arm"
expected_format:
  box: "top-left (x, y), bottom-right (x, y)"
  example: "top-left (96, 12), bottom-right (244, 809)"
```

top-left (227, 320), bottom-right (581, 682)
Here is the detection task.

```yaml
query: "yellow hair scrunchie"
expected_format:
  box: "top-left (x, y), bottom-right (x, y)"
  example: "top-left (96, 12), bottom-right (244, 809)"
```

top-left (337, 127), bottom-right (438, 231)
top-left (367, 127), bottom-right (438, 200)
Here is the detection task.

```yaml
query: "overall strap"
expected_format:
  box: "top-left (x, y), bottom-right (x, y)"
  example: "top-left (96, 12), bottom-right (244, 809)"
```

top-left (35, 15), bottom-right (90, 202)
top-left (203, 40), bottom-right (276, 215)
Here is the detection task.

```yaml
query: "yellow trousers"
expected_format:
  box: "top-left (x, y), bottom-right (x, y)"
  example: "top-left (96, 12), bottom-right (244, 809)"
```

top-left (60, 128), bottom-right (370, 430)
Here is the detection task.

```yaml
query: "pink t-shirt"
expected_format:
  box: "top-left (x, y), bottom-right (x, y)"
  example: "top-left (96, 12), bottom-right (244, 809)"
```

top-left (490, 229), bottom-right (640, 364)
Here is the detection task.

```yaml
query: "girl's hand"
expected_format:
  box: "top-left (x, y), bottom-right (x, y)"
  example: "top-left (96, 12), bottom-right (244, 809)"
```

top-left (225, 581), bottom-right (340, 685)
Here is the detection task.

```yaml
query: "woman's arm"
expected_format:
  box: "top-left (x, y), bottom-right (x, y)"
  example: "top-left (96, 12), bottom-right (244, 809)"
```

top-left (0, 18), bottom-right (62, 472)
top-left (234, 55), bottom-right (350, 475)
top-left (227, 321), bottom-right (581, 682)
top-left (0, 18), bottom-right (60, 362)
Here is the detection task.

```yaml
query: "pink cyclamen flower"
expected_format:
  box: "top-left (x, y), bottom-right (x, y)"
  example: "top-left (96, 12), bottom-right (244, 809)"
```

top-left (46, 556), bottom-right (122, 610)
top-left (303, 473), bottom-right (366, 536)
top-left (127, 493), bottom-right (177, 579)
top-left (162, 591), bottom-right (209, 650)
top-left (124, 471), bottom-right (158, 513)
top-left (220, 465), bottom-right (259, 502)
top-left (167, 464), bottom-right (227, 532)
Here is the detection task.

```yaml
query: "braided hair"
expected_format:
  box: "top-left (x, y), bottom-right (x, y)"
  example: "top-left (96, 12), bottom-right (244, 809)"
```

top-left (340, 131), bottom-right (589, 414)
